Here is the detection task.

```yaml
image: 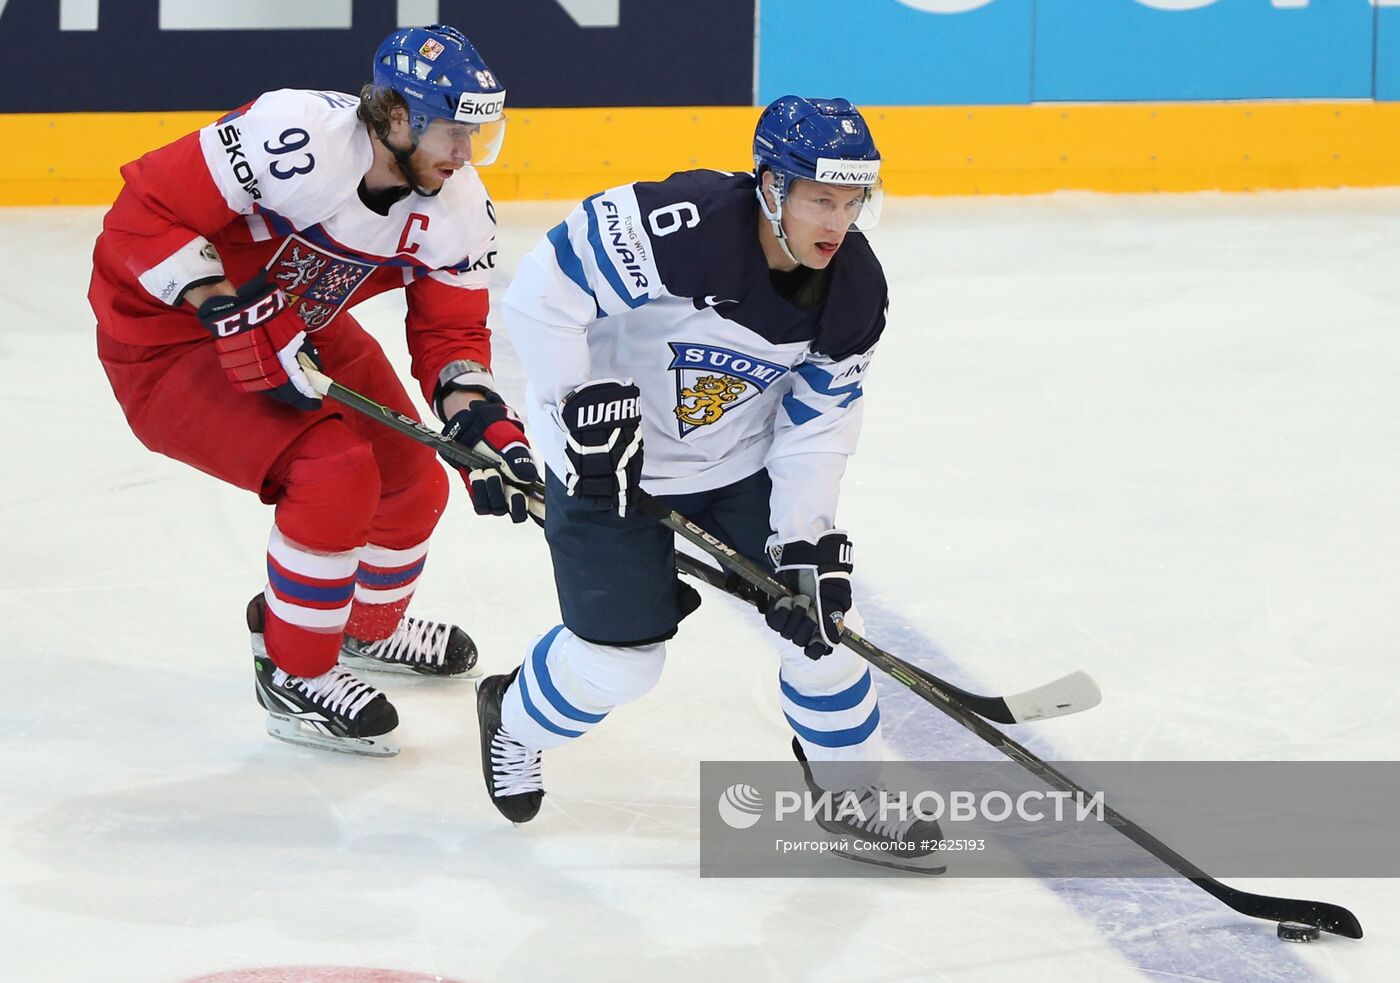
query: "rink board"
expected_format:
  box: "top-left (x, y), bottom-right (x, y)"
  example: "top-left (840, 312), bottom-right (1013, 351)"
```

top-left (7, 100), bottom-right (1400, 206)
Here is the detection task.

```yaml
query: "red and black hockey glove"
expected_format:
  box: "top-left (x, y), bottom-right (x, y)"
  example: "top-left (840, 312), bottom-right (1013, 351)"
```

top-left (442, 392), bottom-right (542, 524)
top-left (765, 531), bottom-right (854, 659)
top-left (196, 274), bottom-right (322, 412)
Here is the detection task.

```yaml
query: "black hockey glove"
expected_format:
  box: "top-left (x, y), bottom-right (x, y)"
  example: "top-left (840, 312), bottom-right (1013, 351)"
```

top-left (442, 391), bottom-right (542, 525)
top-left (558, 378), bottom-right (644, 517)
top-left (765, 531), bottom-right (853, 660)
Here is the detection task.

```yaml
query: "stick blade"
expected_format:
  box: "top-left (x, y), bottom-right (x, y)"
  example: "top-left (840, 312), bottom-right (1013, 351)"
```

top-left (1316, 904), bottom-right (1365, 939)
top-left (1001, 671), bottom-right (1102, 723)
top-left (1213, 883), bottom-right (1364, 940)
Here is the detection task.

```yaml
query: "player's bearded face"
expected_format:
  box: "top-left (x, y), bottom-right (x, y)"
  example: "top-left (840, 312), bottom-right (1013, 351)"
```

top-left (780, 179), bottom-right (869, 269)
top-left (392, 119), bottom-right (479, 194)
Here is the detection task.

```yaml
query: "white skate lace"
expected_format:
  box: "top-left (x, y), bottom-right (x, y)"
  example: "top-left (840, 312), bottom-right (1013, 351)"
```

top-left (275, 666), bottom-right (381, 720)
top-left (357, 617), bottom-right (450, 667)
top-left (846, 785), bottom-right (920, 841)
top-left (490, 727), bottom-right (543, 797)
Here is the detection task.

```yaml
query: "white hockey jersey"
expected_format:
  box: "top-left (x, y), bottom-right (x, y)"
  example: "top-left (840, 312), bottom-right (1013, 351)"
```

top-left (502, 170), bottom-right (888, 543)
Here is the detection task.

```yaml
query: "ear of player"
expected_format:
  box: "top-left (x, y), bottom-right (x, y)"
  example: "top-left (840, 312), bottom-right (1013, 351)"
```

top-left (197, 274), bottom-right (322, 411)
top-left (442, 392), bottom-right (541, 524)
top-left (557, 379), bottom-right (644, 517)
top-left (764, 531), bottom-right (854, 659)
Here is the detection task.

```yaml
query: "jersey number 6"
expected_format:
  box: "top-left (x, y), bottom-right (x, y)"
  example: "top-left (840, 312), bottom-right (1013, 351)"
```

top-left (647, 202), bottom-right (699, 238)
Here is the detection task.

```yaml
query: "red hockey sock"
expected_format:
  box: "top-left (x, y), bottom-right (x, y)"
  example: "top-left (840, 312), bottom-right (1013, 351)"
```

top-left (263, 525), bottom-right (359, 677)
top-left (344, 540), bottom-right (430, 642)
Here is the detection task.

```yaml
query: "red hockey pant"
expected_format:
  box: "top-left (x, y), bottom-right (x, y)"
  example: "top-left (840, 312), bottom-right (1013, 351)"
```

top-left (97, 313), bottom-right (449, 675)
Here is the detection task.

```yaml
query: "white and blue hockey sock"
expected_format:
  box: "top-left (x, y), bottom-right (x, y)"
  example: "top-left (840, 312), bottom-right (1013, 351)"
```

top-left (778, 605), bottom-right (887, 787)
top-left (500, 625), bottom-right (667, 750)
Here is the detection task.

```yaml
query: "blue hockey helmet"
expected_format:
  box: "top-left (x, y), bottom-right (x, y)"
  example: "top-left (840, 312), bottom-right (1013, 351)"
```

top-left (753, 95), bottom-right (883, 235)
top-left (371, 24), bottom-right (506, 164)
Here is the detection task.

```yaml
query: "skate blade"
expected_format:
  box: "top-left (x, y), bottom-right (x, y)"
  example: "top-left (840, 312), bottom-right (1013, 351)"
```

top-left (827, 842), bottom-right (948, 876)
top-left (338, 652), bottom-right (481, 680)
top-left (264, 713), bottom-right (399, 758)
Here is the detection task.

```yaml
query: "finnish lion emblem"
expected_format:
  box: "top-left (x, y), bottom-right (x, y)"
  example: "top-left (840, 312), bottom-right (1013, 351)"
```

top-left (667, 342), bottom-right (789, 438)
top-left (675, 374), bottom-right (749, 428)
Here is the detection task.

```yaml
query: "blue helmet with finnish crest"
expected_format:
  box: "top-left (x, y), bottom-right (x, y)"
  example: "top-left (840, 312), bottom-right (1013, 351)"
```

top-left (371, 24), bottom-right (506, 164)
top-left (753, 95), bottom-right (883, 241)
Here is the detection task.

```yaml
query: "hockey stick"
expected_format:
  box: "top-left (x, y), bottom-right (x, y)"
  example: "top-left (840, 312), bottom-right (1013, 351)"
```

top-left (668, 552), bottom-right (1096, 725)
top-left (301, 361), bottom-right (1361, 937)
top-left (298, 359), bottom-right (1095, 725)
top-left (296, 359), bottom-right (545, 507)
top-left (639, 497), bottom-right (1363, 940)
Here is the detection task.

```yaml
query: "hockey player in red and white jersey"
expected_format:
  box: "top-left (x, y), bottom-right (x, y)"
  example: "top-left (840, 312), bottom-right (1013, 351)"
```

top-left (90, 24), bottom-right (537, 757)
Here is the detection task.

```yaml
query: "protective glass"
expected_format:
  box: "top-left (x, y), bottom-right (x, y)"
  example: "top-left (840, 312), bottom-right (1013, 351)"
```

top-left (417, 116), bottom-right (507, 167)
top-left (782, 178), bottom-right (884, 232)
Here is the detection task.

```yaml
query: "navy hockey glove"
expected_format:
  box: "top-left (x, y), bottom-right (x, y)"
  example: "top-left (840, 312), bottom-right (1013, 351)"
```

top-left (442, 392), bottom-right (542, 524)
top-left (765, 531), bottom-right (853, 659)
top-left (197, 273), bottom-right (321, 412)
top-left (558, 379), bottom-right (644, 517)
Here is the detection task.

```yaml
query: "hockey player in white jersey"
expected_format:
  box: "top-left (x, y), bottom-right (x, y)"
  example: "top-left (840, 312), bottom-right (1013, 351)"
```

top-left (474, 96), bottom-right (941, 864)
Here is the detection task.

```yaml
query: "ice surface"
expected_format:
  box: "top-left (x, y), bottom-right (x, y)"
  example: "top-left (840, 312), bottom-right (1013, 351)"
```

top-left (2, 192), bottom-right (1396, 982)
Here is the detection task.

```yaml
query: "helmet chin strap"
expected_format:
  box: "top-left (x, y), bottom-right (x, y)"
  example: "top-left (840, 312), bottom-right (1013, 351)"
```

top-left (755, 173), bottom-right (799, 267)
top-left (380, 128), bottom-right (441, 198)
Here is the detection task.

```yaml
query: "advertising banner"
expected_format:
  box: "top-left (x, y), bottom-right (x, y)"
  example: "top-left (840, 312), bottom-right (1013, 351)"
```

top-left (759, 0), bottom-right (1385, 104)
top-left (759, 0), bottom-right (1035, 105)
top-left (1033, 0), bottom-right (1377, 100)
top-left (0, 0), bottom-right (755, 111)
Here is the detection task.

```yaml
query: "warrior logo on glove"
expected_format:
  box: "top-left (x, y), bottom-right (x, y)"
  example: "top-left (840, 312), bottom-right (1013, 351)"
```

top-left (572, 392), bottom-right (640, 428)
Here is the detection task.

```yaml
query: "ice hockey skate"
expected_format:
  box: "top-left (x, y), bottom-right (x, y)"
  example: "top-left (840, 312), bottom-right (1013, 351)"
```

top-left (793, 738), bottom-right (946, 874)
top-left (476, 669), bottom-right (545, 823)
top-left (340, 615), bottom-right (478, 678)
top-left (248, 595), bottom-right (400, 757)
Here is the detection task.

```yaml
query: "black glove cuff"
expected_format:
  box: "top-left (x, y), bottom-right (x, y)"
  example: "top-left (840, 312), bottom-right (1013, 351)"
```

top-left (196, 273), bottom-right (286, 334)
top-left (770, 532), bottom-right (853, 574)
top-left (433, 380), bottom-right (501, 423)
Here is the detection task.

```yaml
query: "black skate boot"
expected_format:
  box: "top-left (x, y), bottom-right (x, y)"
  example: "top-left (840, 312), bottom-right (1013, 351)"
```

top-left (476, 669), bottom-right (544, 823)
top-left (793, 738), bottom-right (946, 874)
top-left (340, 614), bottom-right (478, 678)
top-left (248, 595), bottom-right (400, 757)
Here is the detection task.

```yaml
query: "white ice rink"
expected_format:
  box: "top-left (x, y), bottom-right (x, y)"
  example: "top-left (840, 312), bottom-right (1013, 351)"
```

top-left (3, 191), bottom-right (1397, 982)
